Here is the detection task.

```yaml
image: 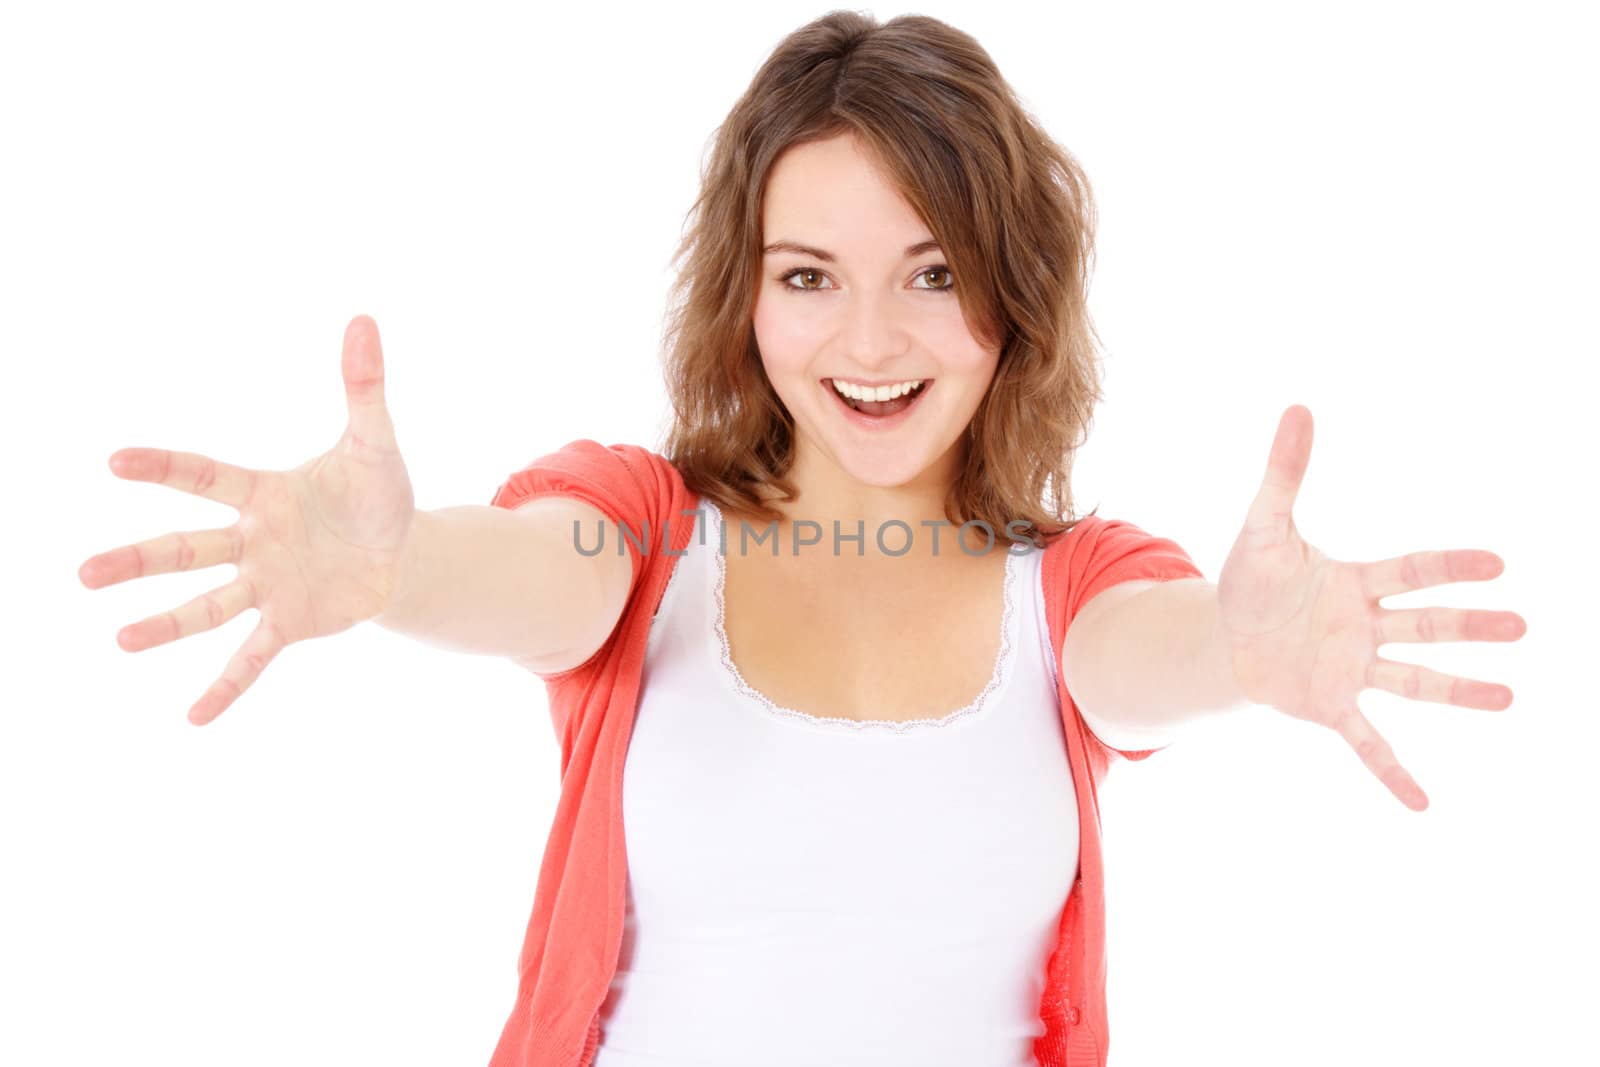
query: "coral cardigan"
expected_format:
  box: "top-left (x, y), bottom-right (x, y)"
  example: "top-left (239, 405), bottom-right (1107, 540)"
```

top-left (484, 439), bottom-right (1204, 1067)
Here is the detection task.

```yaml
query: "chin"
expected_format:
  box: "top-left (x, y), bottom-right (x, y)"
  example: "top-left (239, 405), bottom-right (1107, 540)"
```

top-left (825, 437), bottom-right (938, 489)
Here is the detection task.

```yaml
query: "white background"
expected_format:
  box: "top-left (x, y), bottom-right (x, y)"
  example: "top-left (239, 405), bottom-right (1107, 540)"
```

top-left (6, 1), bottom-right (1595, 1064)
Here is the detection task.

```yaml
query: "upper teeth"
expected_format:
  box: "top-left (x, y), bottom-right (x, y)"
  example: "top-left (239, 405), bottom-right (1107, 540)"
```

top-left (831, 379), bottom-right (925, 402)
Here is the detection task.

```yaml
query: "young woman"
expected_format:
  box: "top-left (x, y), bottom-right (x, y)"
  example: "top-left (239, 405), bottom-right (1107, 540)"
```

top-left (77, 12), bottom-right (1525, 1067)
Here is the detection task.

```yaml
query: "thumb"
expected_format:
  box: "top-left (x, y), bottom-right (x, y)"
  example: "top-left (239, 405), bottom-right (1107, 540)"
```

top-left (341, 315), bottom-right (400, 456)
top-left (1243, 403), bottom-right (1312, 539)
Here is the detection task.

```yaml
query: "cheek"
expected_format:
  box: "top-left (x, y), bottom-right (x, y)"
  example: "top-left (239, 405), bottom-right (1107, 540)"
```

top-left (751, 298), bottom-right (819, 379)
top-left (924, 314), bottom-right (998, 372)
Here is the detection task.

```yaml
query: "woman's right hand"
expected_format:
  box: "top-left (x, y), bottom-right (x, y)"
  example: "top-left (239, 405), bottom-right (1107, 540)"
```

top-left (78, 315), bottom-right (416, 726)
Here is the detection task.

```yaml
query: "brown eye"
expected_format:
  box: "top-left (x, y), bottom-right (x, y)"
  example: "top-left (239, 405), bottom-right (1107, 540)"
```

top-left (778, 267), bottom-right (830, 292)
top-left (917, 267), bottom-right (954, 291)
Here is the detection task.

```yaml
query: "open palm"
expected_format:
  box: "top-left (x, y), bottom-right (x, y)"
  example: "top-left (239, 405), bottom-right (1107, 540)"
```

top-left (1216, 405), bottom-right (1526, 811)
top-left (78, 316), bottom-right (414, 726)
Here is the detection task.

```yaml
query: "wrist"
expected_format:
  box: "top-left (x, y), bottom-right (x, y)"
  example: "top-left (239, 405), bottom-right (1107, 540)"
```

top-left (1209, 608), bottom-right (1256, 711)
top-left (376, 508), bottom-right (430, 625)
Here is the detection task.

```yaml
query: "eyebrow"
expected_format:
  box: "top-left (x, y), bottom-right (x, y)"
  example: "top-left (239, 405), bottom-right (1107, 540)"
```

top-left (761, 238), bottom-right (943, 263)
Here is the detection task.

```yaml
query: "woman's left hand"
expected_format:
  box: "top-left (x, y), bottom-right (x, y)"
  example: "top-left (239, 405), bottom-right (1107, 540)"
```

top-left (1216, 405), bottom-right (1526, 812)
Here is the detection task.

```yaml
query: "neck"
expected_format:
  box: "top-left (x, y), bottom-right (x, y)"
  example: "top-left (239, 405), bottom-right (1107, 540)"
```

top-left (735, 432), bottom-right (984, 560)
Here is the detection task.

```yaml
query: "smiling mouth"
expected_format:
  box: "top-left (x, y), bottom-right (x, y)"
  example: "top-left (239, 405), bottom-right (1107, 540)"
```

top-left (823, 378), bottom-right (932, 417)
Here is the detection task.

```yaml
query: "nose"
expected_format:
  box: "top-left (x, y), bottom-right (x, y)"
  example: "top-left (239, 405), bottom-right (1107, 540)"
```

top-left (840, 286), bottom-right (912, 372)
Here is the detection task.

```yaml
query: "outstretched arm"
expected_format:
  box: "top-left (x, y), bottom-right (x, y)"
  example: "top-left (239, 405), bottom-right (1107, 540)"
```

top-left (374, 495), bottom-right (632, 673)
top-left (1062, 575), bottom-right (1249, 734)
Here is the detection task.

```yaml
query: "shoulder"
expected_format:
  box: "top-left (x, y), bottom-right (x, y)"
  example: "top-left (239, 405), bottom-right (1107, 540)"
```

top-left (1041, 514), bottom-right (1204, 614)
top-left (490, 439), bottom-right (688, 518)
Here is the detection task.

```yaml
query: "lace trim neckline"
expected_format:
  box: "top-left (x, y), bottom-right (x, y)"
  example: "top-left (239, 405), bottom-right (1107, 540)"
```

top-left (704, 499), bottom-right (1021, 733)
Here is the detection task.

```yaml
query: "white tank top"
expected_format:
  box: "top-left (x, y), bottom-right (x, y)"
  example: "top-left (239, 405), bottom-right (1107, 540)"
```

top-left (590, 499), bottom-right (1153, 1067)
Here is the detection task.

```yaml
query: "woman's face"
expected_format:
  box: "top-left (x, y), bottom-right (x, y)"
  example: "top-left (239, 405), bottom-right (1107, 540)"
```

top-left (751, 132), bottom-right (1001, 494)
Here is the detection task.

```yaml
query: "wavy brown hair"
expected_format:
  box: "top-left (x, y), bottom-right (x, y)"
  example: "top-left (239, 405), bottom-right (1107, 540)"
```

top-left (658, 10), bottom-right (1104, 547)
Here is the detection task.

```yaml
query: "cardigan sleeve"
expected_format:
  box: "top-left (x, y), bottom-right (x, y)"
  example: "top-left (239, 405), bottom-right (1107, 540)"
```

top-left (1060, 516), bottom-right (1207, 763)
top-left (487, 438), bottom-right (663, 681)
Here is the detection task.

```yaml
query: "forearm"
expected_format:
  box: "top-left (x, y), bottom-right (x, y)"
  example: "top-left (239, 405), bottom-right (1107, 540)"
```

top-left (373, 504), bottom-right (605, 662)
top-left (1070, 579), bottom-right (1251, 732)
